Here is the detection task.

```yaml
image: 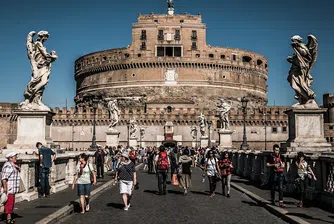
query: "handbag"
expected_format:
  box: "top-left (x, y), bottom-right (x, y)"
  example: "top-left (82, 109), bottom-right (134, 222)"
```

top-left (19, 179), bottom-right (25, 192)
top-left (87, 164), bottom-right (94, 184)
top-left (172, 174), bottom-right (179, 185)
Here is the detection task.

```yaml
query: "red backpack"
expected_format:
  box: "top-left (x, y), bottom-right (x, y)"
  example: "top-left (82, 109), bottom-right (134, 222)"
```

top-left (157, 152), bottom-right (169, 170)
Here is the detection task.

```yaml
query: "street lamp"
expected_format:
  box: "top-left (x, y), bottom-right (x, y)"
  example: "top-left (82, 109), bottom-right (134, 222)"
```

top-left (90, 97), bottom-right (100, 151)
top-left (207, 120), bottom-right (212, 147)
top-left (241, 97), bottom-right (249, 150)
top-left (127, 120), bottom-right (131, 148)
top-left (71, 122), bottom-right (76, 151)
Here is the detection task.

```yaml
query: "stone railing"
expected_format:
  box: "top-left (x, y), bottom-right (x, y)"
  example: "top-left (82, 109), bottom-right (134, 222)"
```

top-left (230, 150), bottom-right (334, 207)
top-left (0, 152), bottom-right (94, 208)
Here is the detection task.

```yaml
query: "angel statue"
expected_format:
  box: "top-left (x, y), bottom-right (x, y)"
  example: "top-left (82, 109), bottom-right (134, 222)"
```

top-left (107, 99), bottom-right (120, 130)
top-left (20, 31), bottom-right (58, 111)
top-left (140, 127), bottom-right (145, 139)
top-left (287, 34), bottom-right (318, 108)
top-left (198, 113), bottom-right (206, 136)
top-left (168, 0), bottom-right (174, 8)
top-left (129, 117), bottom-right (138, 138)
top-left (217, 98), bottom-right (232, 130)
top-left (190, 125), bottom-right (197, 140)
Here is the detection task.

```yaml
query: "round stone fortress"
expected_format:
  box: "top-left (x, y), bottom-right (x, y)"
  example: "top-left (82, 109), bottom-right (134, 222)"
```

top-left (74, 13), bottom-right (268, 109)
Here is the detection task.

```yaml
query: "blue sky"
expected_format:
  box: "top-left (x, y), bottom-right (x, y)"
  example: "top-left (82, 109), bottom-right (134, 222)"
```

top-left (0, 0), bottom-right (333, 108)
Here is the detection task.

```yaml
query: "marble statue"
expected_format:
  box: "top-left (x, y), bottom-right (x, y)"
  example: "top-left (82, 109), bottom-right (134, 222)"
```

top-left (217, 98), bottom-right (232, 130)
top-left (287, 34), bottom-right (318, 108)
top-left (107, 99), bottom-right (120, 130)
top-left (168, 0), bottom-right (174, 8)
top-left (198, 113), bottom-right (206, 136)
top-left (191, 125), bottom-right (197, 140)
top-left (140, 127), bottom-right (145, 138)
top-left (130, 117), bottom-right (138, 138)
top-left (20, 31), bottom-right (58, 111)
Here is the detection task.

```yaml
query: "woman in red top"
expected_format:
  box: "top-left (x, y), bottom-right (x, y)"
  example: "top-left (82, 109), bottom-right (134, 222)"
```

top-left (219, 152), bottom-right (234, 197)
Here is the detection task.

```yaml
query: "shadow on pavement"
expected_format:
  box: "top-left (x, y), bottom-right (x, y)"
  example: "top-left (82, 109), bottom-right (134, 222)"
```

top-left (0, 213), bottom-right (23, 222)
top-left (286, 212), bottom-right (334, 224)
top-left (107, 203), bottom-right (124, 209)
top-left (167, 190), bottom-right (184, 195)
top-left (190, 191), bottom-right (209, 196)
top-left (143, 190), bottom-right (160, 195)
top-left (241, 200), bottom-right (262, 207)
top-left (68, 201), bottom-right (81, 213)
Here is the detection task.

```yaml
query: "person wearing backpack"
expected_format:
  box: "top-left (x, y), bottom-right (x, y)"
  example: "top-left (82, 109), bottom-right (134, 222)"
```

top-left (155, 146), bottom-right (170, 195)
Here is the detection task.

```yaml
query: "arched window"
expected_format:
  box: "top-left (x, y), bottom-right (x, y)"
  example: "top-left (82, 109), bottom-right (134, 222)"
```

top-left (167, 106), bottom-right (172, 113)
top-left (257, 59), bottom-right (263, 66)
top-left (242, 56), bottom-right (252, 63)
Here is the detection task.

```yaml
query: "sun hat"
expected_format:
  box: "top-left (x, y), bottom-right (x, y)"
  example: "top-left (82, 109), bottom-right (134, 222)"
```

top-left (5, 152), bottom-right (17, 159)
top-left (121, 152), bottom-right (129, 159)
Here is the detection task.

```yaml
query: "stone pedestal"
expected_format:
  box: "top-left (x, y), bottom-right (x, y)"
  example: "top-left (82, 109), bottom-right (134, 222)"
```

top-left (106, 129), bottom-right (120, 147)
top-left (6, 110), bottom-right (55, 154)
top-left (129, 137), bottom-right (138, 148)
top-left (200, 136), bottom-right (208, 148)
top-left (282, 108), bottom-right (332, 152)
top-left (218, 129), bottom-right (233, 150)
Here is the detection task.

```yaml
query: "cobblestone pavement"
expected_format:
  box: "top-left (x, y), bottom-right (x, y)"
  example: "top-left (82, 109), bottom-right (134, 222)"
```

top-left (60, 168), bottom-right (287, 224)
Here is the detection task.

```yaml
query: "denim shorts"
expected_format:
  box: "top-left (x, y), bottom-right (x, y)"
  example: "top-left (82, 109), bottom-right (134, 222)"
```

top-left (77, 184), bottom-right (92, 196)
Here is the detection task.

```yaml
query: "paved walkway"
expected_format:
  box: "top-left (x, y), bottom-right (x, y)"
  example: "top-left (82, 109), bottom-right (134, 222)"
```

top-left (7, 172), bottom-right (115, 224)
top-left (231, 176), bottom-right (334, 224)
top-left (60, 168), bottom-right (287, 224)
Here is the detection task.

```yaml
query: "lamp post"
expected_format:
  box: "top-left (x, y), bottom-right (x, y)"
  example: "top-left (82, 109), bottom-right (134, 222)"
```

top-left (264, 109), bottom-right (267, 151)
top-left (127, 120), bottom-right (131, 148)
top-left (71, 122), bottom-right (75, 151)
top-left (89, 97), bottom-right (100, 151)
top-left (241, 97), bottom-right (249, 150)
top-left (207, 120), bottom-right (212, 147)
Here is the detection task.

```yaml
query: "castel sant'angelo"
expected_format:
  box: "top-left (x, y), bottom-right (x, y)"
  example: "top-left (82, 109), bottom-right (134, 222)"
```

top-left (1, 2), bottom-right (334, 150)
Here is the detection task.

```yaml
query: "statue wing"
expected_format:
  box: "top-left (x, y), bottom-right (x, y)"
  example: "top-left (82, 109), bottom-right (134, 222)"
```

top-left (26, 31), bottom-right (36, 60)
top-left (306, 35), bottom-right (318, 73)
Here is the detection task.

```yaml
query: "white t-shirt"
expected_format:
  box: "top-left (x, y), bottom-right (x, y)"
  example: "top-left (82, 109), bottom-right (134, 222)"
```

top-left (76, 163), bottom-right (95, 185)
top-left (205, 158), bottom-right (218, 176)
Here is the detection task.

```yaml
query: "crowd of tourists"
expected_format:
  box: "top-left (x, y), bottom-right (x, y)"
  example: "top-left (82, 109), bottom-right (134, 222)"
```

top-left (0, 142), bottom-right (318, 222)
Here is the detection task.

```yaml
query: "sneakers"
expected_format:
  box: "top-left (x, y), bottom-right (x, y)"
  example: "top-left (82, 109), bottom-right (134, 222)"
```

top-left (127, 203), bottom-right (131, 209)
top-left (184, 189), bottom-right (187, 196)
top-left (123, 206), bottom-right (128, 211)
top-left (210, 193), bottom-right (215, 198)
top-left (86, 204), bottom-right (90, 211)
top-left (297, 201), bottom-right (303, 208)
top-left (279, 201), bottom-right (286, 208)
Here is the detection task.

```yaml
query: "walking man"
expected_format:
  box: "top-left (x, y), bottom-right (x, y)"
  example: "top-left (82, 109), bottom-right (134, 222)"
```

top-left (266, 144), bottom-right (286, 207)
top-left (2, 152), bottom-right (20, 224)
top-left (94, 146), bottom-right (106, 179)
top-left (155, 146), bottom-right (170, 195)
top-left (36, 142), bottom-right (56, 198)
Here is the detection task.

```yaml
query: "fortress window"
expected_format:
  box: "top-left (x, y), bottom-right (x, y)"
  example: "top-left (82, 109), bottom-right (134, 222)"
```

top-left (209, 54), bottom-right (214, 59)
top-left (175, 30), bottom-right (181, 41)
top-left (232, 54), bottom-right (237, 61)
top-left (154, 20), bottom-right (158, 23)
top-left (282, 127), bottom-right (287, 132)
top-left (137, 53), bottom-right (142, 57)
top-left (158, 30), bottom-right (164, 40)
top-left (180, 20), bottom-right (184, 23)
top-left (174, 47), bottom-right (182, 57)
top-left (242, 56), bottom-right (252, 63)
top-left (167, 106), bottom-right (172, 113)
top-left (191, 42), bottom-right (197, 50)
top-left (132, 74), bottom-right (136, 77)
top-left (272, 127), bottom-right (278, 133)
top-left (124, 53), bottom-right (129, 58)
top-left (265, 64), bottom-right (268, 69)
top-left (191, 30), bottom-right (197, 40)
top-left (196, 54), bottom-right (200, 58)
top-left (221, 55), bottom-right (225, 60)
top-left (257, 59), bottom-right (263, 66)
top-left (166, 47), bottom-right (173, 57)
top-left (157, 47), bottom-right (164, 57)
top-left (141, 42), bottom-right (146, 50)
top-left (141, 30), bottom-right (147, 40)
top-left (330, 126), bottom-right (334, 130)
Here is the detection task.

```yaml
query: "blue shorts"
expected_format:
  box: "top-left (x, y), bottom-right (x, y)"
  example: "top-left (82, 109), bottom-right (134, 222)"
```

top-left (77, 184), bottom-right (92, 197)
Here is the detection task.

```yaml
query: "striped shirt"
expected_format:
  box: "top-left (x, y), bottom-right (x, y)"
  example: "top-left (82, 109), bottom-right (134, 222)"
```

top-left (1, 162), bottom-right (21, 194)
